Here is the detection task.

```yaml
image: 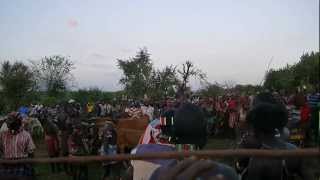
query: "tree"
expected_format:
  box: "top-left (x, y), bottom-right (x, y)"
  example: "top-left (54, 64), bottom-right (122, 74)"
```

top-left (263, 51), bottom-right (319, 92)
top-left (222, 80), bottom-right (237, 90)
top-left (199, 83), bottom-right (224, 97)
top-left (117, 48), bottom-right (153, 98)
top-left (149, 65), bottom-right (179, 99)
top-left (32, 55), bottom-right (75, 96)
top-left (0, 61), bottom-right (35, 110)
top-left (292, 52), bottom-right (319, 91)
top-left (117, 50), bottom-right (208, 100)
top-left (264, 66), bottom-right (294, 91)
top-left (176, 61), bottom-right (207, 97)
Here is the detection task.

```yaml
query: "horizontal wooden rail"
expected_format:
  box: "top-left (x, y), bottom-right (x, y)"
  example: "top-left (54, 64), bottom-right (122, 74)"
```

top-left (0, 148), bottom-right (318, 164)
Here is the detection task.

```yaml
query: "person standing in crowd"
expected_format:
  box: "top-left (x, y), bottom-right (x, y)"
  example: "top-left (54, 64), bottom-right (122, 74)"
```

top-left (68, 124), bottom-right (89, 180)
top-left (0, 112), bottom-right (36, 180)
top-left (111, 102), bottom-right (121, 121)
top-left (100, 123), bottom-right (119, 179)
top-left (307, 91), bottom-right (320, 144)
top-left (56, 104), bottom-right (71, 174)
top-left (95, 102), bottom-right (101, 117)
top-left (43, 120), bottom-right (60, 173)
top-left (18, 105), bottom-right (29, 119)
top-left (106, 102), bottom-right (112, 117)
top-left (141, 101), bottom-right (155, 122)
top-left (236, 95), bottom-right (314, 180)
top-left (86, 102), bottom-right (94, 117)
top-left (287, 93), bottom-right (311, 146)
top-left (99, 102), bottom-right (107, 117)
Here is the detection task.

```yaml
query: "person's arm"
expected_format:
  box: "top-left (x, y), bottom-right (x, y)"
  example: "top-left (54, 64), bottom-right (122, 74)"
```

top-left (26, 132), bottom-right (36, 158)
top-left (156, 158), bottom-right (238, 180)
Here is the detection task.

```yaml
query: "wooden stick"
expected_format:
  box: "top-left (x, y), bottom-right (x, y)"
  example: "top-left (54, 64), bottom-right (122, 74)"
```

top-left (0, 148), bottom-right (318, 164)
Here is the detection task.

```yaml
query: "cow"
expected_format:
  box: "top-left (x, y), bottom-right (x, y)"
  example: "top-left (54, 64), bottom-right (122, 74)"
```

top-left (116, 115), bottom-right (149, 153)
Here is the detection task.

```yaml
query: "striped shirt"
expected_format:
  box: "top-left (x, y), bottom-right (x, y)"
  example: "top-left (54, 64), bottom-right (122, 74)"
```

top-left (0, 130), bottom-right (36, 159)
top-left (307, 94), bottom-right (320, 108)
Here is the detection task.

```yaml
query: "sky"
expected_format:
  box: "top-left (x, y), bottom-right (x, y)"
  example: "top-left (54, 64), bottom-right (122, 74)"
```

top-left (0, 0), bottom-right (318, 91)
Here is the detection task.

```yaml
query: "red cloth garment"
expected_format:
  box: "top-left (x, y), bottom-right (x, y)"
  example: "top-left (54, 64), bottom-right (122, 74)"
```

top-left (45, 135), bottom-right (59, 157)
top-left (228, 99), bottom-right (237, 110)
top-left (300, 105), bottom-right (311, 123)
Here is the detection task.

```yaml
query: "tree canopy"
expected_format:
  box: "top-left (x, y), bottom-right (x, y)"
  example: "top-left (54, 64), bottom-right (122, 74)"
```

top-left (117, 48), bottom-right (207, 100)
top-left (32, 55), bottom-right (75, 96)
top-left (118, 48), bottom-right (153, 99)
top-left (264, 51), bottom-right (319, 92)
top-left (0, 61), bottom-right (35, 110)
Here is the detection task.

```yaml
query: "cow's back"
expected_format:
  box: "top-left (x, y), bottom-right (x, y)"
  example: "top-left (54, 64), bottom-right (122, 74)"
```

top-left (117, 115), bottom-right (149, 152)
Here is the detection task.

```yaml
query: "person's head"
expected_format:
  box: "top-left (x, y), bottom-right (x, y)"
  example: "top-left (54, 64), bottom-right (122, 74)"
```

top-left (6, 112), bottom-right (23, 133)
top-left (247, 103), bottom-right (288, 138)
top-left (166, 99), bottom-right (174, 108)
top-left (143, 100), bottom-right (149, 106)
top-left (173, 103), bottom-right (207, 149)
top-left (252, 92), bottom-right (278, 107)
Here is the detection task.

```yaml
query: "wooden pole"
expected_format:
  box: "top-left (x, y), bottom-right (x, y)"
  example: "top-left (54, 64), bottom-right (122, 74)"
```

top-left (0, 148), bottom-right (319, 164)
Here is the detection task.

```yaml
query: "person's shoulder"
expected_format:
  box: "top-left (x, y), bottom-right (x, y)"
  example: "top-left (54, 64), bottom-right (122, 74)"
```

top-left (213, 162), bottom-right (239, 180)
top-left (135, 144), bottom-right (175, 154)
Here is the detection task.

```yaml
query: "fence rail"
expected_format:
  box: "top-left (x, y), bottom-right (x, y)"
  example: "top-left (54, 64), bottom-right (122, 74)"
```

top-left (0, 148), bottom-right (319, 164)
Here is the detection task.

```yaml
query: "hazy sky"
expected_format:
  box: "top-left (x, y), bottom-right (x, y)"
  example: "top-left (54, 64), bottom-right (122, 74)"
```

top-left (0, 0), bottom-right (318, 91)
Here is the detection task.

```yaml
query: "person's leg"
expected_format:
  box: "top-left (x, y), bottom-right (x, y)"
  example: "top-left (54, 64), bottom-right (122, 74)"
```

top-left (310, 107), bottom-right (319, 144)
top-left (55, 162), bottom-right (61, 173)
top-left (84, 165), bottom-right (88, 180)
top-left (72, 165), bottom-right (78, 180)
top-left (50, 163), bottom-right (55, 173)
top-left (103, 165), bottom-right (111, 178)
top-left (79, 165), bottom-right (88, 180)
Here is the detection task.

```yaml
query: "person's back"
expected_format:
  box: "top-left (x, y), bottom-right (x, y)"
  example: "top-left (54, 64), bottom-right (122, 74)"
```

top-left (247, 139), bottom-right (304, 180)
top-left (239, 101), bottom-right (314, 180)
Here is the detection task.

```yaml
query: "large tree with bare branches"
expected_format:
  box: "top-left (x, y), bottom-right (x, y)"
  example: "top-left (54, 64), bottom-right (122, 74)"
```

top-left (176, 61), bottom-right (207, 98)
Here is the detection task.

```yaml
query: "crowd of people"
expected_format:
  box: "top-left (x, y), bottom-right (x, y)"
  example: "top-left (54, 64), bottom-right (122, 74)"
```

top-left (0, 90), bottom-right (319, 180)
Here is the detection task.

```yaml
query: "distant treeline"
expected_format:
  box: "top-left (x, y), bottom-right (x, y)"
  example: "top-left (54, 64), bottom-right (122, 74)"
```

top-left (264, 51), bottom-right (319, 93)
top-left (1, 50), bottom-right (318, 114)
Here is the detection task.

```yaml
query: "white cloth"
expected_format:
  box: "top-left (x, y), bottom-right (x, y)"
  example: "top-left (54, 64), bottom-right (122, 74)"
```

top-left (100, 104), bottom-right (107, 116)
top-left (132, 160), bottom-right (160, 180)
top-left (142, 105), bottom-right (154, 121)
top-left (0, 122), bottom-right (8, 133)
top-left (106, 104), bottom-right (112, 114)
